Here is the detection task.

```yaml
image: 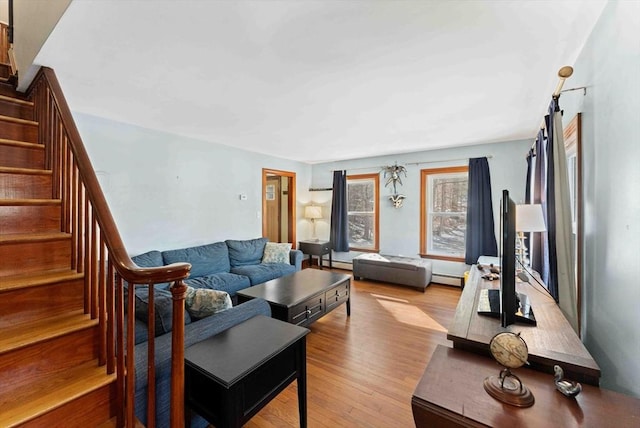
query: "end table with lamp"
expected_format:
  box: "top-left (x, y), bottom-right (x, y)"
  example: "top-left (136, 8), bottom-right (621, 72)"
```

top-left (298, 240), bottom-right (332, 269)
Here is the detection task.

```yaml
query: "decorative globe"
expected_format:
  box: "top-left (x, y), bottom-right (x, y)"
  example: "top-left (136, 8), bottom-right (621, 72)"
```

top-left (489, 331), bottom-right (529, 369)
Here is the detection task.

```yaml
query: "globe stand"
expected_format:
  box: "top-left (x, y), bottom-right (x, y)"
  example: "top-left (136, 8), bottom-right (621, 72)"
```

top-left (484, 368), bottom-right (535, 407)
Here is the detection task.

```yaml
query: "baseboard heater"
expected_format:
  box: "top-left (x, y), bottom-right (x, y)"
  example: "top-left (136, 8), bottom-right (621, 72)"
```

top-left (431, 273), bottom-right (464, 287)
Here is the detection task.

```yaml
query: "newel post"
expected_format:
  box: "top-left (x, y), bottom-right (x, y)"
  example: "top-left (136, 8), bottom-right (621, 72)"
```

top-left (170, 280), bottom-right (187, 427)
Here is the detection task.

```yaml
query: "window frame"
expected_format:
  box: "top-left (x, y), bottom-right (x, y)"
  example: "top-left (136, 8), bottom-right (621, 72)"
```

top-left (419, 166), bottom-right (469, 261)
top-left (346, 173), bottom-right (380, 252)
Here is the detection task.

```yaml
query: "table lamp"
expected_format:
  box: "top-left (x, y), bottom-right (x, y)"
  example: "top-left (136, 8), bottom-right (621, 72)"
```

top-left (304, 205), bottom-right (322, 240)
top-left (515, 204), bottom-right (546, 268)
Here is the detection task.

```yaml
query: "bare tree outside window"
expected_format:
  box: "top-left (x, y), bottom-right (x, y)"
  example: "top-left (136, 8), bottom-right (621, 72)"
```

top-left (347, 174), bottom-right (379, 250)
top-left (420, 167), bottom-right (469, 260)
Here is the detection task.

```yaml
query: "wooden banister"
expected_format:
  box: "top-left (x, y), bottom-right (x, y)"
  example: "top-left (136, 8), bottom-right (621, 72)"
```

top-left (26, 67), bottom-right (191, 427)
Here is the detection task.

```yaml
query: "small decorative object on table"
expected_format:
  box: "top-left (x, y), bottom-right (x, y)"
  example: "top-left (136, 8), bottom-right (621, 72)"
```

top-left (483, 331), bottom-right (535, 407)
top-left (554, 365), bottom-right (582, 397)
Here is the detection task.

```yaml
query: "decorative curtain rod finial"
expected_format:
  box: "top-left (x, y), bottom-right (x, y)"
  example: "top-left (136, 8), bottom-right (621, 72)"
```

top-left (558, 66), bottom-right (573, 79)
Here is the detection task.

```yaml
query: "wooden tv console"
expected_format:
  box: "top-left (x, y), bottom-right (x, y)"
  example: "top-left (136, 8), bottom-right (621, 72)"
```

top-left (411, 266), bottom-right (640, 427)
top-left (447, 266), bottom-right (600, 385)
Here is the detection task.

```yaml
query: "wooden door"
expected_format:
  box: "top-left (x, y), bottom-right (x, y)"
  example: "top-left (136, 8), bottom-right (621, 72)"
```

top-left (265, 176), bottom-right (281, 242)
top-left (262, 169), bottom-right (296, 246)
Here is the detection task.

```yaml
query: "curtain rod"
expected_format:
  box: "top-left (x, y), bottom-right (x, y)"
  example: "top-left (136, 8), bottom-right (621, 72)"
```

top-left (538, 66), bottom-right (574, 131)
top-left (406, 155), bottom-right (492, 166)
top-left (327, 154), bottom-right (493, 173)
top-left (530, 66), bottom-right (575, 153)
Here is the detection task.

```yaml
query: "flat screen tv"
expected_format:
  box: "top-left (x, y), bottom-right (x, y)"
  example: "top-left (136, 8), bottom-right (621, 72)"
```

top-left (477, 189), bottom-right (536, 327)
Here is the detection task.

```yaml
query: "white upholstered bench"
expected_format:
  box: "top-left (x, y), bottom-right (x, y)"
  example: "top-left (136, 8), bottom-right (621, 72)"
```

top-left (352, 254), bottom-right (432, 291)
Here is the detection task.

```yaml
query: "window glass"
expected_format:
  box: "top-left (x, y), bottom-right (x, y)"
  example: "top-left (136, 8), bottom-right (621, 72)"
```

top-left (347, 174), bottom-right (379, 251)
top-left (420, 167), bottom-right (468, 260)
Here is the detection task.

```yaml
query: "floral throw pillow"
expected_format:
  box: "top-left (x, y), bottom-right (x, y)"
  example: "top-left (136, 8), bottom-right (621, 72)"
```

top-left (261, 242), bottom-right (292, 264)
top-left (184, 286), bottom-right (232, 319)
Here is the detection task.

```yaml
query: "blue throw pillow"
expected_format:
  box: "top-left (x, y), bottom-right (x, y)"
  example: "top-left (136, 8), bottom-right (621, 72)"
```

top-left (226, 238), bottom-right (268, 267)
top-left (162, 242), bottom-right (230, 278)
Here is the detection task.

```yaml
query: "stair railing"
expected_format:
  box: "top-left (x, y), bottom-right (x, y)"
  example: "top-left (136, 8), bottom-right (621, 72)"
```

top-left (26, 67), bottom-right (191, 428)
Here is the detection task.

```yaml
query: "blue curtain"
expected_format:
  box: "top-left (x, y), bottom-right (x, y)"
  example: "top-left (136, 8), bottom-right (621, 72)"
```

top-left (545, 98), bottom-right (560, 301)
top-left (330, 170), bottom-right (350, 252)
top-left (525, 148), bottom-right (533, 204)
top-left (465, 157), bottom-right (497, 264)
top-left (531, 128), bottom-right (548, 283)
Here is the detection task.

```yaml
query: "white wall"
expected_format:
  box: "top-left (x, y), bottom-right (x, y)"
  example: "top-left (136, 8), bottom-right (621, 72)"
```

top-left (0, 0), bottom-right (8, 23)
top-left (311, 139), bottom-right (531, 277)
top-left (559, 0), bottom-right (640, 397)
top-left (74, 112), bottom-right (313, 256)
top-left (14, 0), bottom-right (72, 91)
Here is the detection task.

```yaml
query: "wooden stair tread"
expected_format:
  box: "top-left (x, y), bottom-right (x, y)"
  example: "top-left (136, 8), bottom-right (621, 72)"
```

top-left (0, 310), bottom-right (97, 355)
top-left (0, 166), bottom-right (51, 175)
top-left (0, 198), bottom-right (60, 206)
top-left (0, 360), bottom-right (116, 428)
top-left (0, 231), bottom-right (70, 243)
top-left (0, 268), bottom-right (84, 292)
top-left (0, 94), bottom-right (34, 106)
top-left (0, 114), bottom-right (38, 126)
top-left (0, 138), bottom-right (42, 149)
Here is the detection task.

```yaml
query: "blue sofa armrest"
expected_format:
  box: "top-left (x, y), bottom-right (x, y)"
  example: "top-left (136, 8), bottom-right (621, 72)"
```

top-left (290, 249), bottom-right (303, 271)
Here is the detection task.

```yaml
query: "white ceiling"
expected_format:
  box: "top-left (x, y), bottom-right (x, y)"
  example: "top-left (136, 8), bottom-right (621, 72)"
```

top-left (34, 0), bottom-right (606, 164)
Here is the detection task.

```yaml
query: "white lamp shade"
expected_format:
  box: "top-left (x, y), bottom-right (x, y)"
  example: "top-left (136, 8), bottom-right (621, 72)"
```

top-left (304, 205), bottom-right (322, 220)
top-left (516, 204), bottom-right (546, 232)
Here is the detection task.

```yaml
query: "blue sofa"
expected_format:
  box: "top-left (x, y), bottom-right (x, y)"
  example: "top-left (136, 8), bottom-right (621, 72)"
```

top-left (130, 237), bottom-right (303, 427)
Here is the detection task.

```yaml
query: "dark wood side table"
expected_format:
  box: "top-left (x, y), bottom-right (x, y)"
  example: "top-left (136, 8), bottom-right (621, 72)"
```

top-left (412, 345), bottom-right (640, 427)
top-left (185, 315), bottom-right (309, 428)
top-left (298, 240), bottom-right (332, 269)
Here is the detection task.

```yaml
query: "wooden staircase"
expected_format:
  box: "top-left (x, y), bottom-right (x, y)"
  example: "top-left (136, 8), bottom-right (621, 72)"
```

top-left (0, 74), bottom-right (118, 426)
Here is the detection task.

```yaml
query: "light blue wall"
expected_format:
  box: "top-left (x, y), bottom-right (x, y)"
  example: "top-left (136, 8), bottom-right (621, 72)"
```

top-left (559, 0), bottom-right (640, 397)
top-left (311, 139), bottom-right (531, 276)
top-left (73, 112), bottom-right (313, 256)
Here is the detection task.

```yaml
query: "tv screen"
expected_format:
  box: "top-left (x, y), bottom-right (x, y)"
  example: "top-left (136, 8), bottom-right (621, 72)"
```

top-left (476, 190), bottom-right (536, 327)
top-left (500, 189), bottom-right (517, 327)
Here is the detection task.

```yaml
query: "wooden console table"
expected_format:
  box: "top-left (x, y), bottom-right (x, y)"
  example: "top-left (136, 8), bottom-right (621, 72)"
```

top-left (447, 266), bottom-right (600, 385)
top-left (412, 346), bottom-right (640, 428)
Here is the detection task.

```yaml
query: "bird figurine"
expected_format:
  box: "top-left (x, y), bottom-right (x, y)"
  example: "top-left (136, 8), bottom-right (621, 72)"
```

top-left (554, 365), bottom-right (582, 397)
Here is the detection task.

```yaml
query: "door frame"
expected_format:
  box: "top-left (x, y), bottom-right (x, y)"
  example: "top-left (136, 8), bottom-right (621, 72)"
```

top-left (262, 168), bottom-right (296, 248)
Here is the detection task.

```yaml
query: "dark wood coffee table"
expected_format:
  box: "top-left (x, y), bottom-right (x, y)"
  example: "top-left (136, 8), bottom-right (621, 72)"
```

top-left (237, 269), bottom-right (351, 327)
top-left (184, 315), bottom-right (309, 428)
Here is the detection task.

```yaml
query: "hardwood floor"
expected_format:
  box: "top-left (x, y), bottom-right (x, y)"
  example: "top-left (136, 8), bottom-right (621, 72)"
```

top-left (244, 270), bottom-right (462, 428)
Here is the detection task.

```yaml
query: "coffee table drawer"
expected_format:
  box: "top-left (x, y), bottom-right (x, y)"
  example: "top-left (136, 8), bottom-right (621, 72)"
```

top-left (325, 281), bottom-right (349, 312)
top-left (290, 295), bottom-right (324, 326)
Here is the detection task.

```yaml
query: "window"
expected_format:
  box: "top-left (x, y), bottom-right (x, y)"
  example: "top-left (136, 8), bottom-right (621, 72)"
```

top-left (420, 166), bottom-right (468, 260)
top-left (347, 173), bottom-right (379, 251)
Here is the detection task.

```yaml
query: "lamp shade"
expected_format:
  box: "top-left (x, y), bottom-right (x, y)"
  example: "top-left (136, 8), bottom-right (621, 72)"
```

top-left (304, 205), bottom-right (322, 220)
top-left (516, 204), bottom-right (546, 232)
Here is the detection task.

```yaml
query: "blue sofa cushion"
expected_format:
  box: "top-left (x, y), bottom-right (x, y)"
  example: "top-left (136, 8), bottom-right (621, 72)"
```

top-left (131, 250), bottom-right (170, 289)
top-left (226, 238), bottom-right (268, 267)
top-left (162, 242), bottom-right (230, 278)
top-left (184, 273), bottom-right (250, 297)
top-left (134, 286), bottom-right (191, 336)
top-left (231, 263), bottom-right (296, 285)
